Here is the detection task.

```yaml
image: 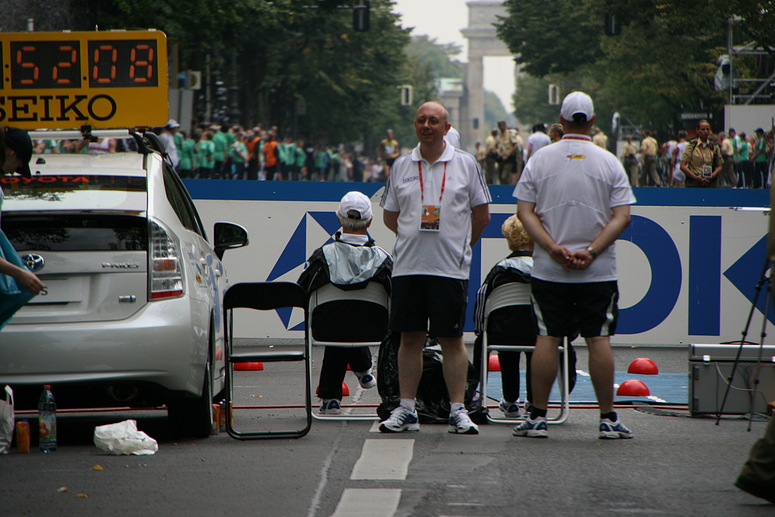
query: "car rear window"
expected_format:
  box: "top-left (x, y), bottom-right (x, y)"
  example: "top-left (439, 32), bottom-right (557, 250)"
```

top-left (1, 175), bottom-right (147, 212)
top-left (2, 214), bottom-right (147, 252)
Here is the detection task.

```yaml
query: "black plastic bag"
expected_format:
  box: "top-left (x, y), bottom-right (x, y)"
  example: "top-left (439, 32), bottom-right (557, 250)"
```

top-left (377, 332), bottom-right (488, 424)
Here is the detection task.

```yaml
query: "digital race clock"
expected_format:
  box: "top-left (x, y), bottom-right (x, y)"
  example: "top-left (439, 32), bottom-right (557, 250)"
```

top-left (0, 30), bottom-right (168, 129)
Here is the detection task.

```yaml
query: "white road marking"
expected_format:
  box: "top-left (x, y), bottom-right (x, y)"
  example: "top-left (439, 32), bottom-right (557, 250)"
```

top-left (330, 489), bottom-right (401, 517)
top-left (350, 439), bottom-right (414, 480)
top-left (306, 429), bottom-right (343, 517)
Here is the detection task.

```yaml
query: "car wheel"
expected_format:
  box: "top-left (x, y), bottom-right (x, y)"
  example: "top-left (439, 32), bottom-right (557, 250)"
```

top-left (168, 334), bottom-right (214, 439)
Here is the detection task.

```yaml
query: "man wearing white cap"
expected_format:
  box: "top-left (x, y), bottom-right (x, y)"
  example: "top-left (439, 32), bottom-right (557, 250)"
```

top-left (297, 191), bottom-right (392, 415)
top-left (159, 119), bottom-right (181, 169)
top-left (513, 91), bottom-right (636, 439)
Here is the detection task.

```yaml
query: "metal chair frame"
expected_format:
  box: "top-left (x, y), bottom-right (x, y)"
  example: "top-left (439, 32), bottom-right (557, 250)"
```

top-left (223, 282), bottom-right (312, 439)
top-left (480, 283), bottom-right (570, 425)
top-left (307, 281), bottom-right (389, 421)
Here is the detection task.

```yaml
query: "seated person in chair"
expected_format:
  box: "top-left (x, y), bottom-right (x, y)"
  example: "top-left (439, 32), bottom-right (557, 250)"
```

top-left (298, 191), bottom-right (393, 415)
top-left (473, 215), bottom-right (576, 419)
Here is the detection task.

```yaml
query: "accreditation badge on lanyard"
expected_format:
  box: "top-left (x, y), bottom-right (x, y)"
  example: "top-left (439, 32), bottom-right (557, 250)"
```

top-left (698, 144), bottom-right (713, 178)
top-left (418, 161), bottom-right (446, 232)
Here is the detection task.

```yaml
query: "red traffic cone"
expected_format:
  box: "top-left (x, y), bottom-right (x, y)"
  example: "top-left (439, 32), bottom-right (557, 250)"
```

top-left (316, 382), bottom-right (350, 396)
top-left (627, 357), bottom-right (659, 375)
top-left (617, 379), bottom-right (650, 397)
top-left (235, 362), bottom-right (264, 371)
top-left (488, 354), bottom-right (501, 372)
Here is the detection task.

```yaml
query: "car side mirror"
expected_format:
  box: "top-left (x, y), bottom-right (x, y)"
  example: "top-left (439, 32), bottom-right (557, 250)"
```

top-left (214, 222), bottom-right (249, 260)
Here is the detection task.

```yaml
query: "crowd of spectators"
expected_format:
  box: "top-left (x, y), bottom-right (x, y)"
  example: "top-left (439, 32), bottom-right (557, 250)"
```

top-left (31, 120), bottom-right (775, 189)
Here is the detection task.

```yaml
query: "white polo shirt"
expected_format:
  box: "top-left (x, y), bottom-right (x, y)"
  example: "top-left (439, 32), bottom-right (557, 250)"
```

top-left (381, 142), bottom-right (491, 279)
top-left (527, 131), bottom-right (552, 162)
top-left (513, 134), bottom-right (636, 283)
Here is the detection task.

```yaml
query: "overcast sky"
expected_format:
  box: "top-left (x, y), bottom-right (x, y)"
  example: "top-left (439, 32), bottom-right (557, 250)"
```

top-left (391, 0), bottom-right (515, 111)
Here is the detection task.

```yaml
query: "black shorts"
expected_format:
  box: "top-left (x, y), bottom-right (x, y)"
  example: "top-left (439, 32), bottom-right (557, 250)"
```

top-left (390, 275), bottom-right (468, 338)
top-left (530, 278), bottom-right (619, 338)
top-left (385, 157), bottom-right (396, 167)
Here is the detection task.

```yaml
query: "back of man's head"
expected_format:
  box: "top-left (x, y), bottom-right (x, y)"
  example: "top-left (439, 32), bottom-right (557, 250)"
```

top-left (337, 191), bottom-right (373, 232)
top-left (560, 92), bottom-right (594, 126)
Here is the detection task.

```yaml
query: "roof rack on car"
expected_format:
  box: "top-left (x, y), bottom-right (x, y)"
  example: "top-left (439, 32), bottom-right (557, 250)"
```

top-left (28, 125), bottom-right (158, 156)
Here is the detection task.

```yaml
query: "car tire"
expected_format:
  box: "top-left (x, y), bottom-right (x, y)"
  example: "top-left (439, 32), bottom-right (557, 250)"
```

top-left (168, 333), bottom-right (214, 439)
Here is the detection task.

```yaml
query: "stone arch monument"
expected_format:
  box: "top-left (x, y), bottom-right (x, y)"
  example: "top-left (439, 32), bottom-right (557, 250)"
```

top-left (459, 1), bottom-right (513, 151)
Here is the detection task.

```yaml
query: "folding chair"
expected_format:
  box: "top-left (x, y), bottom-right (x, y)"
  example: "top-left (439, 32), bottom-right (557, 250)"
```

top-left (480, 282), bottom-right (570, 425)
top-left (223, 282), bottom-right (312, 439)
top-left (307, 281), bottom-right (389, 421)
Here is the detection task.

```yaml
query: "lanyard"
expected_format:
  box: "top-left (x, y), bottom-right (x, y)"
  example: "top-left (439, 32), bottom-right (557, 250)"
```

top-left (695, 142), bottom-right (710, 164)
top-left (418, 161), bottom-right (447, 205)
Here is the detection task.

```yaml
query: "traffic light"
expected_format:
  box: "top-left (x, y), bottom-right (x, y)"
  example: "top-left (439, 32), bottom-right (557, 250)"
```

top-left (354, 1), bottom-right (370, 32)
top-left (400, 85), bottom-right (413, 106)
top-left (604, 13), bottom-right (621, 36)
top-left (548, 84), bottom-right (559, 105)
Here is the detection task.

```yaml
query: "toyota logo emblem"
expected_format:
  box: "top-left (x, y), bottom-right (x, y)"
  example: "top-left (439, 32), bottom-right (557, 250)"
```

top-left (22, 254), bottom-right (45, 272)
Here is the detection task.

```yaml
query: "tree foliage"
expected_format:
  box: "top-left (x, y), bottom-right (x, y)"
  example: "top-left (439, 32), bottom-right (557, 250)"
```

top-left (497, 0), bottom-right (775, 135)
top-left (406, 36), bottom-right (463, 79)
top-left (497, 0), bottom-right (604, 77)
top-left (6, 0), bottom-right (413, 146)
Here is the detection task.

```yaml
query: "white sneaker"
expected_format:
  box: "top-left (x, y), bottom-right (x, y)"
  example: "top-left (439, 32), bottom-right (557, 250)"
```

top-left (498, 399), bottom-right (522, 418)
top-left (448, 407), bottom-right (479, 434)
top-left (319, 399), bottom-right (341, 415)
top-left (354, 369), bottom-right (376, 389)
top-left (379, 405), bottom-right (420, 433)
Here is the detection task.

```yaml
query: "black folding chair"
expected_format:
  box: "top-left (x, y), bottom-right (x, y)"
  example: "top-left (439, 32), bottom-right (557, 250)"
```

top-left (223, 282), bottom-right (312, 439)
top-left (307, 281), bottom-right (389, 421)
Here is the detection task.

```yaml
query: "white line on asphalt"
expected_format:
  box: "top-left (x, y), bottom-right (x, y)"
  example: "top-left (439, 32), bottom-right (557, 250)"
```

top-left (330, 489), bottom-right (401, 517)
top-left (350, 439), bottom-right (414, 480)
top-left (306, 427), bottom-right (343, 517)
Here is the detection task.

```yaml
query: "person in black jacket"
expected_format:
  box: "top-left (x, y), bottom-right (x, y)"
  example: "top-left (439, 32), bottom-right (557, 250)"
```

top-left (297, 191), bottom-right (392, 415)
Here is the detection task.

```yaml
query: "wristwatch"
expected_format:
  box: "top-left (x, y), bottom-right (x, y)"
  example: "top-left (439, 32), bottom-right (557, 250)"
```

top-left (586, 246), bottom-right (598, 258)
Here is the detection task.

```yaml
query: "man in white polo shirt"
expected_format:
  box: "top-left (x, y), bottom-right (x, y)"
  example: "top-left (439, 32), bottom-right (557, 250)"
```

top-left (379, 101), bottom-right (491, 435)
top-left (513, 91), bottom-right (636, 440)
top-left (526, 123), bottom-right (551, 163)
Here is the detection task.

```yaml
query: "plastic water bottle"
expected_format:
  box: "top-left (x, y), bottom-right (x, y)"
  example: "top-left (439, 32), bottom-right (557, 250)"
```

top-left (38, 385), bottom-right (57, 452)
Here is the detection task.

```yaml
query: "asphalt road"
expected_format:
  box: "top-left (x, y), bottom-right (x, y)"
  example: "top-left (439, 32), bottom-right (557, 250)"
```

top-left (1, 345), bottom-right (773, 516)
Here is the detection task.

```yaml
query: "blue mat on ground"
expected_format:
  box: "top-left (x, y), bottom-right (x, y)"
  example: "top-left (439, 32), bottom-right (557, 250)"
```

top-left (485, 371), bottom-right (689, 405)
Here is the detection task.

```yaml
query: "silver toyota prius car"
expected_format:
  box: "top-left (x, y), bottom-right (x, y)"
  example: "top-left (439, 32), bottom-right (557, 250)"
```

top-left (0, 130), bottom-right (248, 438)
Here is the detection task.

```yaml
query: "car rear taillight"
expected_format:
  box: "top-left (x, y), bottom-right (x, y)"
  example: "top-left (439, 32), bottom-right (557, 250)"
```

top-left (150, 220), bottom-right (184, 300)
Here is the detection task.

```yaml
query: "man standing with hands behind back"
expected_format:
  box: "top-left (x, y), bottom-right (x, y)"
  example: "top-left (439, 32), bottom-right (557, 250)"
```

top-left (379, 101), bottom-right (491, 435)
top-left (514, 92), bottom-right (636, 439)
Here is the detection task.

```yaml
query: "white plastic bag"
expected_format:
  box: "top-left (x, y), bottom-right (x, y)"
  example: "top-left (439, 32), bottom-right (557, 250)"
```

top-left (94, 419), bottom-right (158, 455)
top-left (0, 386), bottom-right (13, 454)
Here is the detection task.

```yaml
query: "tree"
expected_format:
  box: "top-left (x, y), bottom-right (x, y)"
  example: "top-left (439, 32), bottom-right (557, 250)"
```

top-left (497, 0), bottom-right (604, 78)
top-left (495, 0), bottom-right (775, 134)
top-left (512, 75), bottom-right (559, 127)
top-left (484, 91), bottom-right (512, 137)
top-left (11, 0), bottom-right (412, 145)
top-left (405, 36), bottom-right (463, 79)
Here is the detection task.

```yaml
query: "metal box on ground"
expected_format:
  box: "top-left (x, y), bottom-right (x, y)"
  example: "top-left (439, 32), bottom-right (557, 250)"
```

top-left (689, 344), bottom-right (775, 416)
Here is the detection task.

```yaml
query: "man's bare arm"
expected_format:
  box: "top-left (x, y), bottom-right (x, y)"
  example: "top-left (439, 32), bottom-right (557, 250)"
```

top-left (383, 209), bottom-right (399, 235)
top-left (571, 204), bottom-right (631, 269)
top-left (517, 200), bottom-right (572, 271)
top-left (470, 203), bottom-right (490, 247)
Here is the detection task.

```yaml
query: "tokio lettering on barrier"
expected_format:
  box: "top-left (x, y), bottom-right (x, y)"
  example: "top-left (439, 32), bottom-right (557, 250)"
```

top-left (183, 174), bottom-right (772, 346)
top-left (0, 30), bottom-right (168, 129)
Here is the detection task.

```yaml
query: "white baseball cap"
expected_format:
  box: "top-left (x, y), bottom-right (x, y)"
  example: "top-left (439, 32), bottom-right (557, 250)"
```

top-left (165, 119), bottom-right (181, 129)
top-left (560, 92), bottom-right (595, 122)
top-left (338, 191), bottom-right (372, 221)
